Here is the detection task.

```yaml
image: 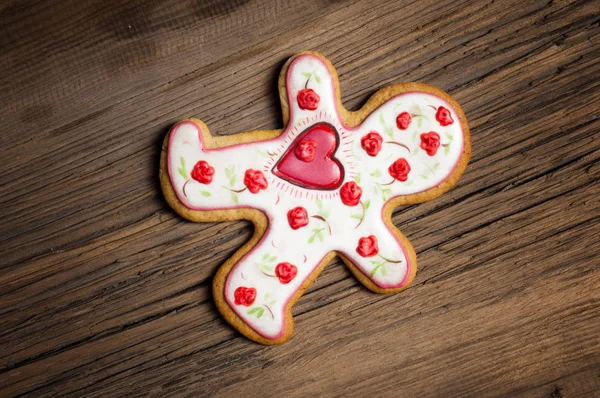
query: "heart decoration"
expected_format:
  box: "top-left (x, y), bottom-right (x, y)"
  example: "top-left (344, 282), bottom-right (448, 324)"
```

top-left (272, 123), bottom-right (344, 190)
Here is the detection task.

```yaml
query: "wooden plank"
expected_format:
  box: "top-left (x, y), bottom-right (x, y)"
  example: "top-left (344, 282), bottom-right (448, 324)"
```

top-left (1, 0), bottom-right (599, 396)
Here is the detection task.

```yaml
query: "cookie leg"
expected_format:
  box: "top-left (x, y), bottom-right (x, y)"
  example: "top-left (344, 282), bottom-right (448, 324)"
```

top-left (217, 223), bottom-right (330, 341)
top-left (336, 222), bottom-right (417, 294)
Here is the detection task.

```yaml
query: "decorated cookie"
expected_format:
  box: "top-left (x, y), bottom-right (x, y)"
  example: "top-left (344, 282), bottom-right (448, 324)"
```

top-left (159, 51), bottom-right (471, 344)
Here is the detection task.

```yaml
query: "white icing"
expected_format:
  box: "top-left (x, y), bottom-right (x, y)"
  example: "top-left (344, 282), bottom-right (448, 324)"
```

top-left (167, 54), bottom-right (465, 339)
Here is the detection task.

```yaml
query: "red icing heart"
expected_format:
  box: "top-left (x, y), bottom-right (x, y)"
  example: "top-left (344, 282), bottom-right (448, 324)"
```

top-left (272, 123), bottom-right (343, 190)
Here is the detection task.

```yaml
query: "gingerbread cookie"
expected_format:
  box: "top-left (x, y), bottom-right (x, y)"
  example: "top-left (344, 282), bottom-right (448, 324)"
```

top-left (159, 51), bottom-right (470, 344)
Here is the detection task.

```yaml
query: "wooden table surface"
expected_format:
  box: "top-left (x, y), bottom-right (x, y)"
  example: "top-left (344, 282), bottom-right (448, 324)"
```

top-left (1, 0), bottom-right (599, 396)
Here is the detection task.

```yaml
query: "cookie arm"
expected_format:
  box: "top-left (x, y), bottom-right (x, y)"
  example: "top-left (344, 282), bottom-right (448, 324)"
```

top-left (352, 88), bottom-right (470, 204)
top-left (165, 119), bottom-right (280, 212)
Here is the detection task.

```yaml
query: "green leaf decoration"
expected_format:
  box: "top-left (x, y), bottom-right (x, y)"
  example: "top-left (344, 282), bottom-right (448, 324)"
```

top-left (316, 199), bottom-right (323, 211)
top-left (420, 174), bottom-right (428, 180)
top-left (262, 253), bottom-right (270, 260)
top-left (370, 169), bottom-right (382, 178)
top-left (445, 133), bottom-right (453, 141)
top-left (434, 162), bottom-right (440, 170)
top-left (355, 173), bottom-right (361, 183)
top-left (418, 117), bottom-right (423, 128)
top-left (315, 74), bottom-right (321, 84)
top-left (322, 209), bottom-right (330, 219)
top-left (413, 103), bottom-right (422, 114)
top-left (231, 192), bottom-right (239, 203)
top-left (380, 188), bottom-right (392, 201)
top-left (308, 227), bottom-right (325, 244)
top-left (268, 255), bottom-right (277, 262)
top-left (265, 292), bottom-right (270, 300)
top-left (301, 72), bottom-right (312, 78)
top-left (351, 214), bottom-right (363, 220)
top-left (413, 147), bottom-right (420, 155)
top-left (370, 264), bottom-right (382, 277)
top-left (248, 307), bottom-right (260, 315)
top-left (269, 300), bottom-right (276, 306)
top-left (178, 157), bottom-right (188, 178)
top-left (444, 145), bottom-right (451, 155)
top-left (381, 266), bottom-right (387, 276)
top-left (379, 113), bottom-right (385, 126)
top-left (364, 199), bottom-right (371, 209)
top-left (424, 163), bottom-right (436, 175)
top-left (200, 191), bottom-right (211, 197)
top-left (257, 307), bottom-right (265, 318)
top-left (255, 148), bottom-right (266, 157)
top-left (413, 131), bottom-right (418, 141)
top-left (261, 264), bottom-right (274, 271)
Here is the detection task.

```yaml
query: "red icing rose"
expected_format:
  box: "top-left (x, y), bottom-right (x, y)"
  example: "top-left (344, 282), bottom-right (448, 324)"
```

top-left (275, 262), bottom-right (298, 284)
top-left (297, 88), bottom-right (320, 111)
top-left (436, 106), bottom-right (454, 126)
top-left (191, 160), bottom-right (215, 184)
top-left (287, 206), bottom-right (309, 230)
top-left (244, 169), bottom-right (268, 194)
top-left (396, 112), bottom-right (412, 130)
top-left (360, 131), bottom-right (383, 157)
top-left (357, 235), bottom-right (379, 258)
top-left (295, 139), bottom-right (317, 162)
top-left (234, 286), bottom-right (256, 306)
top-left (388, 158), bottom-right (411, 181)
top-left (340, 181), bottom-right (362, 206)
top-left (420, 132), bottom-right (441, 156)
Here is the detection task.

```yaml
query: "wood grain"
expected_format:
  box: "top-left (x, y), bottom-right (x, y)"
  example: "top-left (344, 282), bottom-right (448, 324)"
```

top-left (1, 0), bottom-right (599, 396)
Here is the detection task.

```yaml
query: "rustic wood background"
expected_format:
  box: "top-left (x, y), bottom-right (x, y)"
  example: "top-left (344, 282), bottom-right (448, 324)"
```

top-left (1, 0), bottom-right (599, 396)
